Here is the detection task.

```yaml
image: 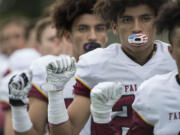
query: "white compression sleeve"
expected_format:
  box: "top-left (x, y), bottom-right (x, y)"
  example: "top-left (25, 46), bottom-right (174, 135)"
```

top-left (11, 106), bottom-right (32, 133)
top-left (48, 91), bottom-right (69, 125)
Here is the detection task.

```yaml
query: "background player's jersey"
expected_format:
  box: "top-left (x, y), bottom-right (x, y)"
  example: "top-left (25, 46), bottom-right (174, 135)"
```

top-left (9, 48), bottom-right (40, 71)
top-left (132, 70), bottom-right (180, 135)
top-left (74, 40), bottom-right (177, 135)
top-left (29, 55), bottom-right (91, 135)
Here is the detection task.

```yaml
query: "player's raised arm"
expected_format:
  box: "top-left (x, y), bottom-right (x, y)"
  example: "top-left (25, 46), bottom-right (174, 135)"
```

top-left (8, 70), bottom-right (33, 134)
top-left (42, 55), bottom-right (75, 135)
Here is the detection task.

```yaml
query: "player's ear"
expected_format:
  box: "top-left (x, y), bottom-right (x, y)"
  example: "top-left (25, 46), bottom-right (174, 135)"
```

top-left (111, 21), bottom-right (118, 35)
top-left (168, 45), bottom-right (175, 59)
top-left (63, 30), bottom-right (72, 44)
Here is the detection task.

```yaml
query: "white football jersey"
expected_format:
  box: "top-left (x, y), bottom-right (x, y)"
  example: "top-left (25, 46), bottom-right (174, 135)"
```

top-left (133, 70), bottom-right (180, 135)
top-left (75, 40), bottom-right (177, 135)
top-left (30, 55), bottom-right (91, 135)
top-left (9, 48), bottom-right (40, 71)
top-left (76, 40), bottom-right (176, 92)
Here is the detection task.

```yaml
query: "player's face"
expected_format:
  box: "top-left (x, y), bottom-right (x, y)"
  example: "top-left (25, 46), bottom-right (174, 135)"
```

top-left (114, 4), bottom-right (156, 54)
top-left (70, 14), bottom-right (108, 60)
top-left (1, 24), bottom-right (26, 56)
top-left (170, 27), bottom-right (180, 74)
top-left (39, 25), bottom-right (60, 56)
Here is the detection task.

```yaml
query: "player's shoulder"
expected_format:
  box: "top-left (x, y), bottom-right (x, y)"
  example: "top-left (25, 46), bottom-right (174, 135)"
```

top-left (31, 55), bottom-right (57, 85)
top-left (9, 48), bottom-right (40, 71)
top-left (140, 71), bottom-right (173, 91)
top-left (155, 40), bottom-right (170, 46)
top-left (78, 43), bottom-right (121, 65)
top-left (155, 40), bottom-right (170, 53)
top-left (30, 55), bottom-right (56, 71)
top-left (133, 71), bottom-right (177, 125)
top-left (136, 71), bottom-right (175, 105)
top-left (9, 48), bottom-right (40, 61)
top-left (30, 55), bottom-right (57, 98)
top-left (154, 40), bottom-right (176, 66)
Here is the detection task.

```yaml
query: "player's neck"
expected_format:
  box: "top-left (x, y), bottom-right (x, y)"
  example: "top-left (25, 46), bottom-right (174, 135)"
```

top-left (122, 44), bottom-right (157, 66)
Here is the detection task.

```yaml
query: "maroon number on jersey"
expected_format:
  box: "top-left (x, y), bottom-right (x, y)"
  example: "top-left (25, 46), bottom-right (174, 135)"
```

top-left (91, 95), bottom-right (135, 135)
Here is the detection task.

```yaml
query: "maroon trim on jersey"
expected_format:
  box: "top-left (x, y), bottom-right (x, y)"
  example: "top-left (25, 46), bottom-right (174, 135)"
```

top-left (3, 69), bottom-right (11, 77)
top-left (73, 79), bottom-right (90, 98)
top-left (127, 110), bottom-right (153, 135)
top-left (28, 85), bottom-right (48, 102)
top-left (0, 104), bottom-right (5, 129)
top-left (64, 98), bottom-right (73, 108)
top-left (0, 102), bottom-right (10, 111)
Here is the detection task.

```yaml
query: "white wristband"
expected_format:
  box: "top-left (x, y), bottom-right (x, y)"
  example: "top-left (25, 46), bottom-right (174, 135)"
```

top-left (91, 105), bottom-right (112, 124)
top-left (11, 106), bottom-right (32, 133)
top-left (48, 91), bottom-right (69, 125)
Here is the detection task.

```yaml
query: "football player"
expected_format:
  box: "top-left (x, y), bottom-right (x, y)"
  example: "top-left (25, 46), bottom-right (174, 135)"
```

top-left (43, 0), bottom-right (177, 135)
top-left (7, 0), bottom-right (108, 135)
top-left (128, 0), bottom-right (180, 134)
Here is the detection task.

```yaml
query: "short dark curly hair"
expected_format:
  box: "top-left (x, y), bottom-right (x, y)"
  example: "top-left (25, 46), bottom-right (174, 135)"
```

top-left (156, 0), bottom-right (180, 45)
top-left (52, 0), bottom-right (99, 36)
top-left (94, 0), bottom-right (169, 23)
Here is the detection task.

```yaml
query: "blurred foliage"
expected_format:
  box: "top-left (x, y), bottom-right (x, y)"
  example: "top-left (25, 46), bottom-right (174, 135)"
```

top-left (0, 0), bottom-right (56, 20)
top-left (0, 0), bottom-right (169, 45)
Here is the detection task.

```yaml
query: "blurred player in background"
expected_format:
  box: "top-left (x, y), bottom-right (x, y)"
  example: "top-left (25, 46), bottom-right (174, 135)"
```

top-left (7, 0), bottom-right (108, 134)
top-left (0, 16), bottom-right (41, 135)
top-left (0, 16), bottom-right (31, 135)
top-left (0, 16), bottom-right (29, 81)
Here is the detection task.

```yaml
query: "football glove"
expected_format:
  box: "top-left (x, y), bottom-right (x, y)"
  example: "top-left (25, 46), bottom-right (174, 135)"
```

top-left (41, 55), bottom-right (76, 91)
top-left (90, 82), bottom-right (123, 123)
top-left (42, 55), bottom-right (76, 124)
top-left (8, 70), bottom-right (32, 106)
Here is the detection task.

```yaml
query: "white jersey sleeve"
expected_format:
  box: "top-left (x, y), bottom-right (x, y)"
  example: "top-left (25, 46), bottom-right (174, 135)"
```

top-left (75, 44), bottom-right (121, 89)
top-left (30, 55), bottom-right (57, 98)
top-left (132, 76), bottom-right (160, 126)
top-left (133, 70), bottom-right (180, 135)
top-left (9, 48), bottom-right (40, 72)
